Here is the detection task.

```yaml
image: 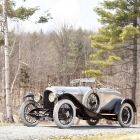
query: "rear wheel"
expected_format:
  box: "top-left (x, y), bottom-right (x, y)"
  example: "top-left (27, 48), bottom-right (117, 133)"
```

top-left (86, 119), bottom-right (99, 126)
top-left (118, 103), bottom-right (134, 127)
top-left (20, 100), bottom-right (39, 127)
top-left (53, 99), bottom-right (76, 128)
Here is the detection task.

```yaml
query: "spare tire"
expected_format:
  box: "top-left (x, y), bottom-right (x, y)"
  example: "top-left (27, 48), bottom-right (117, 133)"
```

top-left (82, 90), bottom-right (100, 113)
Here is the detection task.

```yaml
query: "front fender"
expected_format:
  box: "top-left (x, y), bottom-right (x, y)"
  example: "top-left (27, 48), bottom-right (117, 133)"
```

top-left (22, 94), bottom-right (34, 100)
top-left (57, 93), bottom-right (84, 108)
top-left (113, 98), bottom-right (136, 114)
top-left (56, 93), bottom-right (100, 118)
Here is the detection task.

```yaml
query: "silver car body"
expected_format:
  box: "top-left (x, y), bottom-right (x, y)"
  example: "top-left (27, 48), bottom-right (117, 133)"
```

top-left (95, 88), bottom-right (123, 109)
top-left (46, 85), bottom-right (123, 110)
top-left (46, 86), bottom-right (91, 101)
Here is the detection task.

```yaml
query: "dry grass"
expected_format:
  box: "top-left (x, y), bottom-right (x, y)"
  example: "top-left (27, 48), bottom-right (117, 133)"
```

top-left (82, 133), bottom-right (140, 140)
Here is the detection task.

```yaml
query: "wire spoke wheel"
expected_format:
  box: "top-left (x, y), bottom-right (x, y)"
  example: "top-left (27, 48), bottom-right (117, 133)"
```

top-left (118, 103), bottom-right (134, 127)
top-left (24, 103), bottom-right (37, 124)
top-left (122, 106), bottom-right (131, 124)
top-left (53, 99), bottom-right (76, 128)
top-left (86, 119), bottom-right (99, 126)
top-left (82, 91), bottom-right (100, 113)
top-left (20, 100), bottom-right (39, 126)
top-left (58, 103), bottom-right (73, 125)
top-left (86, 93), bottom-right (99, 112)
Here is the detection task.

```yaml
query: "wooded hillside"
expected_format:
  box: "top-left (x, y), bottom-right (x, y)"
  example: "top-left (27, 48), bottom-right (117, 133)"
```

top-left (0, 0), bottom-right (140, 124)
top-left (0, 24), bottom-right (140, 123)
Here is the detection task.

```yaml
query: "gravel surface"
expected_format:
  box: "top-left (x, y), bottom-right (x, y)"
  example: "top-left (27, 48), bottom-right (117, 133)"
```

top-left (0, 124), bottom-right (140, 140)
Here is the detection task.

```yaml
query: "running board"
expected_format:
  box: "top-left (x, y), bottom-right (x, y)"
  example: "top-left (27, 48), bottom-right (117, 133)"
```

top-left (101, 113), bottom-right (117, 116)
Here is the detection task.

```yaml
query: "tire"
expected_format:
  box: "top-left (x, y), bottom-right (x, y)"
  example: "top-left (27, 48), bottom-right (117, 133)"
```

top-left (20, 100), bottom-right (39, 127)
top-left (82, 90), bottom-right (100, 113)
top-left (86, 119), bottom-right (99, 126)
top-left (53, 99), bottom-right (76, 128)
top-left (117, 103), bottom-right (134, 127)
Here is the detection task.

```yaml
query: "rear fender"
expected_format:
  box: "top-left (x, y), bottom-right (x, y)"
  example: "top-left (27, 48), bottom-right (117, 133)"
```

top-left (113, 98), bottom-right (136, 114)
top-left (123, 99), bottom-right (136, 112)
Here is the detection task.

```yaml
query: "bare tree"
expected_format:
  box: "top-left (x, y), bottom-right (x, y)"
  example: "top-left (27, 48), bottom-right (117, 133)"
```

top-left (1, 45), bottom-right (5, 122)
top-left (3, 0), bottom-right (14, 122)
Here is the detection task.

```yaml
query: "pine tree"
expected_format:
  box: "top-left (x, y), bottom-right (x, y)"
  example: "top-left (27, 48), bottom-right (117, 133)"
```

top-left (85, 0), bottom-right (140, 124)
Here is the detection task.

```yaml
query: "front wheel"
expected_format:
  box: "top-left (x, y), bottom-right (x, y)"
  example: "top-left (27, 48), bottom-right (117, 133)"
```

top-left (86, 119), bottom-right (99, 126)
top-left (53, 99), bottom-right (76, 128)
top-left (118, 103), bottom-right (134, 127)
top-left (20, 100), bottom-right (39, 127)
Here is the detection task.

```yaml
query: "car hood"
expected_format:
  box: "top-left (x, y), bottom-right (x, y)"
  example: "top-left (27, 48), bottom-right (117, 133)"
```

top-left (46, 86), bottom-right (91, 95)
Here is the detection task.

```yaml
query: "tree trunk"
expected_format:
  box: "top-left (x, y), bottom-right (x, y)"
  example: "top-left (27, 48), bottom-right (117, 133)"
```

top-left (132, 39), bottom-right (137, 96)
top-left (1, 46), bottom-right (6, 122)
top-left (3, 0), bottom-right (14, 123)
top-left (131, 16), bottom-right (138, 124)
top-left (62, 44), bottom-right (68, 86)
top-left (131, 34), bottom-right (137, 124)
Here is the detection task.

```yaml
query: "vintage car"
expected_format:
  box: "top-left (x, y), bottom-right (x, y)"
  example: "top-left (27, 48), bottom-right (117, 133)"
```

top-left (20, 78), bottom-right (136, 128)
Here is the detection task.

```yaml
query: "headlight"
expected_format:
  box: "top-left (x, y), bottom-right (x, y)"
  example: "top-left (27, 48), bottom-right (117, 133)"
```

top-left (49, 92), bottom-right (56, 102)
top-left (34, 93), bottom-right (42, 102)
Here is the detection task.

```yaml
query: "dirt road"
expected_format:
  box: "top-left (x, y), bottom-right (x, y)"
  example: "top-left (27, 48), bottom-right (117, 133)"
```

top-left (0, 125), bottom-right (140, 140)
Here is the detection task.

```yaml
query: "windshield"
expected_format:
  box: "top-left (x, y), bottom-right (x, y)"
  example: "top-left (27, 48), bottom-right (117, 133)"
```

top-left (70, 78), bottom-right (95, 87)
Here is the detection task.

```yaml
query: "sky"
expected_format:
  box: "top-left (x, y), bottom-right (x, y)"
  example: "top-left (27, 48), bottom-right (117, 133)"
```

top-left (13, 0), bottom-right (102, 33)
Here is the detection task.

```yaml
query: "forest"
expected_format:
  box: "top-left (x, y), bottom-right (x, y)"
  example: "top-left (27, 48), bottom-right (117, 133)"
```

top-left (0, 0), bottom-right (140, 124)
